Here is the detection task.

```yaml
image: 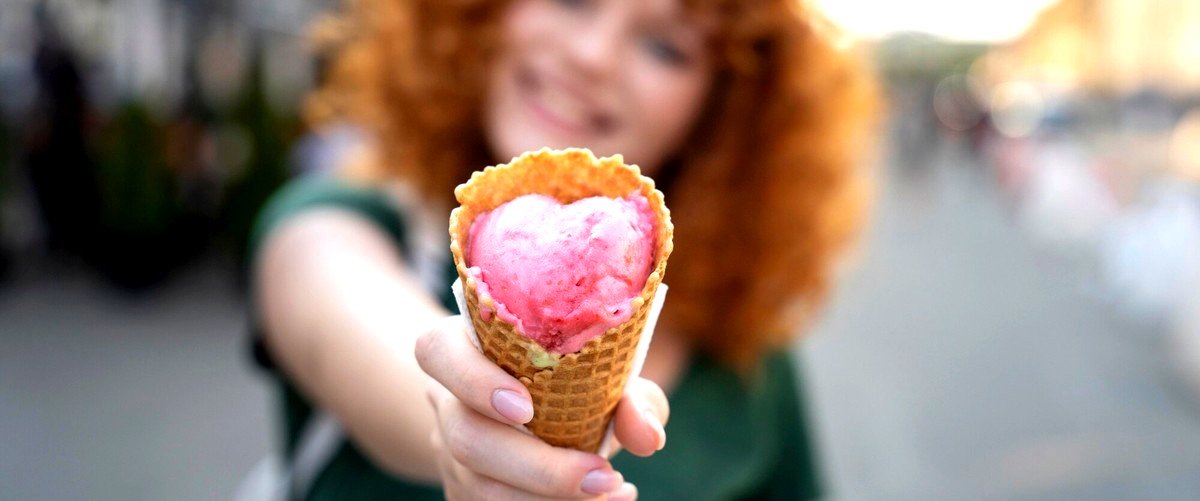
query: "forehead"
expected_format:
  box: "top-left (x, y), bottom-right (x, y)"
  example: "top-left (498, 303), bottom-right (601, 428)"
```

top-left (675, 0), bottom-right (729, 37)
top-left (678, 0), bottom-right (729, 19)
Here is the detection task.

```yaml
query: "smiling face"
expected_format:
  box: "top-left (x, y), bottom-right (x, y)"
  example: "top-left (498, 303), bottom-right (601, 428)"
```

top-left (484, 0), bottom-right (715, 175)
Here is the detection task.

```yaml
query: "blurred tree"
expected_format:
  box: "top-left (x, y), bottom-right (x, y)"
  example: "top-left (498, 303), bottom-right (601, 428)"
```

top-left (0, 120), bottom-right (11, 281)
top-left (24, 3), bottom-right (103, 258)
top-left (220, 36), bottom-right (295, 268)
top-left (92, 102), bottom-right (199, 289)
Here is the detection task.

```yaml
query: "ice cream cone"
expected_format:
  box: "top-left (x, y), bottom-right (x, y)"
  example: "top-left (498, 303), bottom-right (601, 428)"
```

top-left (449, 148), bottom-right (672, 452)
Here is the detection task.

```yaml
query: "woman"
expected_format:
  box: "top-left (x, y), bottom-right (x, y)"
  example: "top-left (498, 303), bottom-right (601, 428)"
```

top-left (250, 0), bottom-right (876, 498)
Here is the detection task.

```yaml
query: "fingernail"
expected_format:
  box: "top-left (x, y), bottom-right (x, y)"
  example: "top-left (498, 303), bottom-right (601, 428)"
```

top-left (492, 389), bottom-right (533, 424)
top-left (643, 409), bottom-right (665, 451)
top-left (580, 469), bottom-right (621, 495)
top-left (609, 482), bottom-right (637, 501)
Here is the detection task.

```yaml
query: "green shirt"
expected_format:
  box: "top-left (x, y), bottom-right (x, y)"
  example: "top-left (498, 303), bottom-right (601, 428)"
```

top-left (248, 178), bottom-right (823, 500)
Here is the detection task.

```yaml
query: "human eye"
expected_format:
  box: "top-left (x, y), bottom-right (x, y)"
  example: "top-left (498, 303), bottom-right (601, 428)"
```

top-left (642, 36), bottom-right (689, 67)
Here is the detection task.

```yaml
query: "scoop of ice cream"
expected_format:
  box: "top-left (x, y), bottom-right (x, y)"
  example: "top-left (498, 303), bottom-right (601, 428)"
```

top-left (466, 193), bottom-right (656, 354)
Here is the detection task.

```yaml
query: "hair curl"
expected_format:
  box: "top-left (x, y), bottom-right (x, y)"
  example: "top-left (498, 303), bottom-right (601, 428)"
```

top-left (308, 0), bottom-right (878, 370)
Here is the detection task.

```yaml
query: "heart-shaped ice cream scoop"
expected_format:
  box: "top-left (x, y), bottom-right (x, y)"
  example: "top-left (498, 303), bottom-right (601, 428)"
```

top-left (466, 193), bottom-right (656, 354)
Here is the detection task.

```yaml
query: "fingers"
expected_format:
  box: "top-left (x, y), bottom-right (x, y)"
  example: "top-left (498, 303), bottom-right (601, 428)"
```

top-left (612, 377), bottom-right (669, 457)
top-left (436, 430), bottom-right (631, 501)
top-left (419, 314), bottom-right (651, 498)
top-left (416, 316), bottom-right (534, 425)
top-left (432, 431), bottom-right (552, 501)
top-left (610, 482), bottom-right (638, 501)
top-left (429, 383), bottom-right (625, 498)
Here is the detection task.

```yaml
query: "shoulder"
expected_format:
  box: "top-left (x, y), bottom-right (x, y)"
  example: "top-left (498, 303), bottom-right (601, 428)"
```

top-left (682, 350), bottom-right (801, 404)
top-left (247, 176), bottom-right (410, 264)
top-left (615, 350), bottom-right (819, 499)
top-left (757, 350), bottom-right (802, 401)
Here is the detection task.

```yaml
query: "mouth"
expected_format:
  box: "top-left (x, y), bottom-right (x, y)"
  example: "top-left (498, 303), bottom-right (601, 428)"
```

top-left (515, 64), bottom-right (616, 137)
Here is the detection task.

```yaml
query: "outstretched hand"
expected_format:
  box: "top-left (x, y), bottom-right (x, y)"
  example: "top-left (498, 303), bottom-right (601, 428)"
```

top-left (416, 316), bottom-right (668, 500)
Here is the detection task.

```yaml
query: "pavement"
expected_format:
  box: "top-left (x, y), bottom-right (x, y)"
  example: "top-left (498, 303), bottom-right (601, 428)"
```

top-left (0, 257), bottom-right (271, 500)
top-left (804, 139), bottom-right (1200, 499)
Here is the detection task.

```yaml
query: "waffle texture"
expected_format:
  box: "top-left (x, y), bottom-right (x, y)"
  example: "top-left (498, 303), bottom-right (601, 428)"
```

top-left (449, 148), bottom-right (673, 452)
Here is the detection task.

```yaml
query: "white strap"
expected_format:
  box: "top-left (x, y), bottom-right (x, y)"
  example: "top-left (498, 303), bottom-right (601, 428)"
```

top-left (287, 410), bottom-right (345, 499)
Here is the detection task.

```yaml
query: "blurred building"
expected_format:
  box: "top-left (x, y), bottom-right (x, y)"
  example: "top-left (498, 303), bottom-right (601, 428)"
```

top-left (982, 0), bottom-right (1200, 96)
top-left (0, 0), bottom-right (331, 288)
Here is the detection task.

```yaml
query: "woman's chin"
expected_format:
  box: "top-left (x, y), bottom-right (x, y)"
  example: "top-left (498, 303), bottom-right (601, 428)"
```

top-left (490, 132), bottom-right (596, 161)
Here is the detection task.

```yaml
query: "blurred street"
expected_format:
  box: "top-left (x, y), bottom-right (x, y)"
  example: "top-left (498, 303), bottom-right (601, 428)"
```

top-left (0, 257), bottom-right (271, 500)
top-left (3, 131), bottom-right (1199, 499)
top-left (806, 136), bottom-right (1200, 499)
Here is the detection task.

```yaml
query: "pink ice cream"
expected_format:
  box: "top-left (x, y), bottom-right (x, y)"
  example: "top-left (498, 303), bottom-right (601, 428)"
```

top-left (466, 193), bottom-right (656, 354)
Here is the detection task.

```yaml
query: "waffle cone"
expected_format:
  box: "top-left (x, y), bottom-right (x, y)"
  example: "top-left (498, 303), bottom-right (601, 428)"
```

top-left (449, 148), bottom-right (673, 452)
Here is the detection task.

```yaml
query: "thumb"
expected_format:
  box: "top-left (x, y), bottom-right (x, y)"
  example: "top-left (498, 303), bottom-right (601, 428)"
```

top-left (611, 377), bottom-right (668, 457)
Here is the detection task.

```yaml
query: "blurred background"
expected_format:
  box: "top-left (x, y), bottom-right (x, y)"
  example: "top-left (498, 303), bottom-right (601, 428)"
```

top-left (1, 0), bottom-right (1198, 499)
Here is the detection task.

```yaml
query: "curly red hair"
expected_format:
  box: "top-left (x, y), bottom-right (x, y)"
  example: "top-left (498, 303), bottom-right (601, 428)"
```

top-left (308, 0), bottom-right (878, 370)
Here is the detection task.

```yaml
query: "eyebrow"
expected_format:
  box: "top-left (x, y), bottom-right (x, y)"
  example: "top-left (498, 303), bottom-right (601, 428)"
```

top-left (643, 0), bottom-right (713, 43)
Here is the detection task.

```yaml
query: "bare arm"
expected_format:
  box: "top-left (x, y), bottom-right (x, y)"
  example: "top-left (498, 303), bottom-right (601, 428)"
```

top-left (255, 205), bottom-right (669, 498)
top-left (254, 208), bottom-right (447, 481)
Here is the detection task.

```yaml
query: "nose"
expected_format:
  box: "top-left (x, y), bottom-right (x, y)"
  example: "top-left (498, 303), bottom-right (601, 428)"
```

top-left (562, 12), bottom-right (624, 80)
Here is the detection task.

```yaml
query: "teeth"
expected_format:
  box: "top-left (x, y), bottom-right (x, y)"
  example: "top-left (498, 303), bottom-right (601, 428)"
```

top-left (539, 85), bottom-right (589, 128)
